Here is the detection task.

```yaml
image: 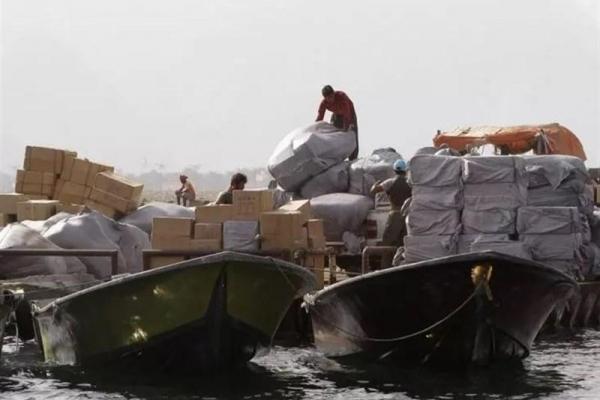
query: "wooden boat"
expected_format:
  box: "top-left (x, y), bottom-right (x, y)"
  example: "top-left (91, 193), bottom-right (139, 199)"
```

top-left (305, 251), bottom-right (577, 366)
top-left (32, 251), bottom-right (316, 371)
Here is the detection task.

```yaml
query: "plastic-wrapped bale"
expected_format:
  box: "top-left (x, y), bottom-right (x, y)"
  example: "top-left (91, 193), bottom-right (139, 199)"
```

top-left (408, 155), bottom-right (462, 187)
top-left (299, 162), bottom-right (349, 199)
top-left (457, 234), bottom-right (509, 254)
top-left (348, 148), bottom-right (403, 196)
top-left (516, 207), bottom-right (586, 235)
top-left (267, 122), bottom-right (356, 192)
top-left (463, 183), bottom-right (526, 210)
top-left (469, 237), bottom-right (532, 260)
top-left (523, 155), bottom-right (589, 189)
top-left (310, 193), bottom-right (373, 241)
top-left (527, 184), bottom-right (594, 216)
top-left (462, 209), bottom-right (516, 234)
top-left (409, 185), bottom-right (463, 211)
top-left (403, 235), bottom-right (457, 263)
top-left (521, 233), bottom-right (583, 261)
top-left (406, 209), bottom-right (460, 236)
top-left (120, 202), bottom-right (196, 235)
top-left (223, 221), bottom-right (260, 252)
top-left (462, 156), bottom-right (525, 184)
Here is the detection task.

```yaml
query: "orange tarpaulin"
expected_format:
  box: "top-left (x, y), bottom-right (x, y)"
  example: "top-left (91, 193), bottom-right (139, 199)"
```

top-left (433, 123), bottom-right (587, 160)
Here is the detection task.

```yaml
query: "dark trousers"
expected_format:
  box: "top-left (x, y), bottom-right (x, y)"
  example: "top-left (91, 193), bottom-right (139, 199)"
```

top-left (381, 210), bottom-right (406, 268)
top-left (331, 114), bottom-right (359, 160)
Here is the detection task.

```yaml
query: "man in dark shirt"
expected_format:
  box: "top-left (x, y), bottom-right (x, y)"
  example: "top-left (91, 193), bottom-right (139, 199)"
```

top-left (215, 173), bottom-right (248, 205)
top-left (316, 85), bottom-right (359, 160)
top-left (370, 159), bottom-right (412, 267)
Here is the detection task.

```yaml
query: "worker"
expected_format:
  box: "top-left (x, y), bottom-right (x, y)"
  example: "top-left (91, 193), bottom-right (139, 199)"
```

top-left (370, 159), bottom-right (412, 268)
top-left (215, 172), bottom-right (248, 205)
top-left (316, 85), bottom-right (359, 160)
top-left (175, 175), bottom-right (196, 206)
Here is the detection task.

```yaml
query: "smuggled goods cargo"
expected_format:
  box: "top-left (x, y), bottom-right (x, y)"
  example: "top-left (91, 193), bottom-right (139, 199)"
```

top-left (0, 213), bottom-right (17, 227)
top-left (457, 234), bottom-right (510, 254)
top-left (306, 219), bottom-right (326, 249)
top-left (278, 199), bottom-right (311, 225)
top-left (15, 170), bottom-right (56, 197)
top-left (463, 183), bottom-right (526, 210)
top-left (268, 121), bottom-right (356, 191)
top-left (461, 209), bottom-right (516, 234)
top-left (469, 237), bottom-right (532, 259)
top-left (61, 157), bottom-right (114, 186)
top-left (55, 181), bottom-right (87, 205)
top-left (84, 200), bottom-right (121, 220)
top-left (0, 193), bottom-right (30, 215)
top-left (521, 234), bottom-right (584, 261)
top-left (409, 185), bottom-right (463, 211)
top-left (23, 146), bottom-right (76, 174)
top-left (408, 155), bottom-right (462, 187)
top-left (150, 217), bottom-right (194, 250)
top-left (348, 148), bottom-right (403, 196)
top-left (517, 207), bottom-right (585, 235)
top-left (223, 220), bottom-right (259, 252)
top-left (310, 193), bottom-right (373, 241)
top-left (232, 190), bottom-right (274, 220)
top-left (195, 204), bottom-right (234, 224)
top-left (190, 239), bottom-right (221, 251)
top-left (16, 200), bottom-right (60, 222)
top-left (89, 188), bottom-right (138, 214)
top-left (406, 209), bottom-right (461, 236)
top-left (193, 223), bottom-right (223, 251)
top-left (462, 156), bottom-right (523, 184)
top-left (90, 172), bottom-right (143, 216)
top-left (299, 162), bottom-right (349, 199)
top-left (121, 202), bottom-right (195, 235)
top-left (56, 203), bottom-right (86, 215)
top-left (260, 211), bottom-right (308, 251)
top-left (403, 235), bottom-right (457, 263)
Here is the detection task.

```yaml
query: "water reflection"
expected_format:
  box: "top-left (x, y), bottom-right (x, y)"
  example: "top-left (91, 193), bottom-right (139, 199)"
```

top-left (1, 331), bottom-right (599, 399)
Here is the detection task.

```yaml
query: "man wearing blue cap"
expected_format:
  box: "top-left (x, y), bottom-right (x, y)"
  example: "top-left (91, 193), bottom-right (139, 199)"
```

top-left (370, 159), bottom-right (412, 267)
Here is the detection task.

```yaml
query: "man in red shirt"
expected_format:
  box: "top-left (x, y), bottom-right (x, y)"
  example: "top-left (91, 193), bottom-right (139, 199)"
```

top-left (316, 85), bottom-right (359, 160)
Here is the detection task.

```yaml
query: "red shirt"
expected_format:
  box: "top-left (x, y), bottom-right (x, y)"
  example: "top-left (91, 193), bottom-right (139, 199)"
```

top-left (316, 91), bottom-right (356, 130)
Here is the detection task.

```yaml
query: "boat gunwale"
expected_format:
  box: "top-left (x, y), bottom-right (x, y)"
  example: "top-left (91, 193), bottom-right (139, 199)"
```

top-left (313, 251), bottom-right (577, 299)
top-left (34, 251), bottom-right (315, 313)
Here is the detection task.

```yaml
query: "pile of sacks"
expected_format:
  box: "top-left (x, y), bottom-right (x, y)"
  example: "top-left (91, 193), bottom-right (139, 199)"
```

top-left (402, 154), bottom-right (597, 279)
top-left (267, 122), bottom-right (402, 241)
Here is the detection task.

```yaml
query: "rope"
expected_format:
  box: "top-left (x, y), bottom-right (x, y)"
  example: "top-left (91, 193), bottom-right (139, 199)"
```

top-left (308, 283), bottom-right (482, 343)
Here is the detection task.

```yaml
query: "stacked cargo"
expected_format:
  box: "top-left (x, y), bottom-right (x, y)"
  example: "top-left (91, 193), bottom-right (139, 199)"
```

top-left (86, 172), bottom-right (144, 219)
top-left (16, 200), bottom-right (61, 221)
top-left (0, 193), bottom-right (29, 226)
top-left (15, 146), bottom-right (76, 198)
top-left (149, 217), bottom-right (195, 268)
top-left (55, 155), bottom-right (114, 208)
top-left (403, 155), bottom-right (463, 262)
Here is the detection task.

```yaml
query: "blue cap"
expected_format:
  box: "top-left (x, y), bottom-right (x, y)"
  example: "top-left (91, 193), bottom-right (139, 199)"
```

top-left (393, 159), bottom-right (407, 173)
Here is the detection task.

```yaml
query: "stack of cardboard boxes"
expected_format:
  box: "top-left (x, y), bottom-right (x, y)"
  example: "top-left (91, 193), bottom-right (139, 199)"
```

top-left (0, 193), bottom-right (29, 226)
top-left (55, 155), bottom-right (114, 208)
top-left (86, 172), bottom-right (144, 219)
top-left (16, 146), bottom-right (76, 199)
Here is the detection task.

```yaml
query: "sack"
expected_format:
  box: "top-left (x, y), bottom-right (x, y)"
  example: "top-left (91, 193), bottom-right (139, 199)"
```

top-left (517, 207), bottom-right (583, 235)
top-left (462, 156), bottom-right (523, 184)
top-left (268, 122), bottom-right (356, 191)
top-left (409, 185), bottom-right (463, 211)
top-left (299, 162), bottom-right (349, 199)
top-left (310, 193), bottom-right (373, 241)
top-left (463, 183), bottom-right (526, 210)
top-left (522, 233), bottom-right (583, 260)
top-left (348, 148), bottom-right (403, 195)
top-left (408, 155), bottom-right (462, 187)
top-left (406, 209), bottom-right (460, 236)
top-left (462, 209), bottom-right (516, 234)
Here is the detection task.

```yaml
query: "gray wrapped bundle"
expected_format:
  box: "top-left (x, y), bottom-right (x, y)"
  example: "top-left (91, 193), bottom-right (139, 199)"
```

top-left (517, 207), bottom-right (583, 235)
top-left (470, 238), bottom-right (532, 259)
top-left (409, 185), bottom-right (463, 211)
top-left (463, 183), bottom-right (526, 210)
top-left (522, 233), bottom-right (583, 260)
top-left (523, 155), bottom-right (589, 189)
top-left (527, 185), bottom-right (594, 216)
top-left (348, 148), bottom-right (403, 196)
top-left (408, 155), bottom-right (462, 187)
top-left (223, 221), bottom-right (260, 252)
top-left (299, 162), bottom-right (349, 199)
top-left (310, 193), bottom-right (374, 241)
top-left (403, 235), bottom-right (457, 263)
top-left (462, 209), bottom-right (516, 234)
top-left (462, 156), bottom-right (523, 184)
top-left (406, 209), bottom-right (460, 236)
top-left (268, 122), bottom-right (356, 191)
top-left (457, 234), bottom-right (510, 254)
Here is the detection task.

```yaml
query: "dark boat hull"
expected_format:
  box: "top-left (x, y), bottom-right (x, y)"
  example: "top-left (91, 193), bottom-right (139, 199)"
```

top-left (33, 252), bottom-right (316, 372)
top-left (307, 252), bottom-right (576, 366)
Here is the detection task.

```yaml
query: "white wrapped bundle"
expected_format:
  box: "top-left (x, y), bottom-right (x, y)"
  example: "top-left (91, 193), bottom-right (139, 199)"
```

top-left (299, 162), bottom-right (349, 199)
top-left (223, 221), bottom-right (259, 252)
top-left (462, 209), bottom-right (516, 234)
top-left (403, 235), bottom-right (457, 263)
top-left (408, 155), bottom-right (462, 187)
top-left (310, 193), bottom-right (374, 241)
top-left (406, 209), bottom-right (460, 236)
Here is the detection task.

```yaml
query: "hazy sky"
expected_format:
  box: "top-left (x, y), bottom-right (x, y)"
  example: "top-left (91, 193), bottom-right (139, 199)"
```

top-left (1, 0), bottom-right (599, 174)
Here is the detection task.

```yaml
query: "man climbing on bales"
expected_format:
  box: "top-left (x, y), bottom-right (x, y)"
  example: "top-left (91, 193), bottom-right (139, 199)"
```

top-left (175, 174), bottom-right (196, 206)
top-left (215, 172), bottom-right (248, 205)
top-left (316, 85), bottom-right (359, 160)
top-left (370, 159), bottom-right (412, 267)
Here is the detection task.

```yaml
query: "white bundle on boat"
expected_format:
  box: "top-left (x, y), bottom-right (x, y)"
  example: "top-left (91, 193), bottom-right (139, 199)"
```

top-left (462, 209), bottom-right (516, 234)
top-left (406, 209), bottom-right (460, 236)
top-left (223, 221), bottom-right (260, 252)
top-left (403, 235), bottom-right (457, 263)
top-left (268, 122), bottom-right (356, 192)
top-left (462, 156), bottom-right (523, 184)
top-left (299, 162), bottom-right (350, 199)
top-left (310, 193), bottom-right (374, 241)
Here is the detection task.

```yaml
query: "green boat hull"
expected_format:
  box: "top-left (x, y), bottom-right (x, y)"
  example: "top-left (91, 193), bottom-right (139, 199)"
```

top-left (33, 252), bottom-right (316, 372)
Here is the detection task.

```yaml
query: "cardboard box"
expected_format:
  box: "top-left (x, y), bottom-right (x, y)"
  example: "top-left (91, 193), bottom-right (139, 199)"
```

top-left (94, 172), bottom-right (143, 202)
top-left (56, 181), bottom-right (87, 203)
top-left (15, 170), bottom-right (56, 195)
top-left (307, 219), bottom-right (325, 239)
top-left (70, 158), bottom-right (92, 185)
top-left (16, 200), bottom-right (60, 221)
top-left (0, 193), bottom-right (30, 214)
top-left (84, 199), bottom-right (122, 220)
top-left (42, 184), bottom-right (55, 196)
top-left (223, 220), bottom-right (260, 251)
top-left (23, 146), bottom-right (70, 174)
top-left (0, 213), bottom-right (17, 227)
top-left (148, 256), bottom-right (186, 269)
top-left (260, 211), bottom-right (308, 251)
top-left (232, 190), bottom-right (274, 220)
top-left (194, 223), bottom-right (222, 241)
top-left (195, 205), bottom-right (234, 224)
top-left (62, 157), bottom-right (115, 186)
top-left (190, 239), bottom-right (222, 251)
top-left (151, 235), bottom-right (192, 250)
top-left (279, 200), bottom-right (311, 225)
top-left (152, 217), bottom-right (194, 237)
top-left (57, 203), bottom-right (85, 214)
top-left (87, 162), bottom-right (114, 187)
top-left (89, 188), bottom-right (138, 213)
top-left (60, 152), bottom-right (77, 180)
top-left (305, 254), bottom-right (325, 289)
